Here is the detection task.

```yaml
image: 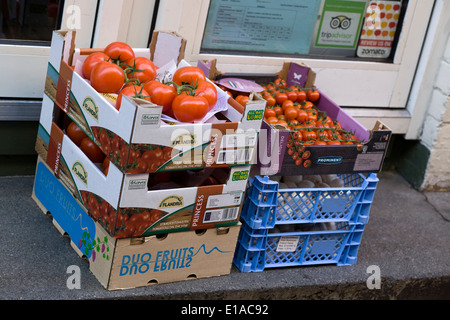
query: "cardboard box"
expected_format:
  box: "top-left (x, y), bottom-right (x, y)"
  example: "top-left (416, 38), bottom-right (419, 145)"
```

top-left (36, 94), bottom-right (251, 238)
top-left (32, 157), bottom-right (240, 290)
top-left (199, 60), bottom-right (392, 176)
top-left (44, 30), bottom-right (266, 174)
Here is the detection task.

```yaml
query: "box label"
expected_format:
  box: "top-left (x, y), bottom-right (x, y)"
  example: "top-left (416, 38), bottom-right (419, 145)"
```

top-left (203, 207), bottom-right (240, 223)
top-left (276, 236), bottom-right (300, 252)
top-left (206, 192), bottom-right (243, 208)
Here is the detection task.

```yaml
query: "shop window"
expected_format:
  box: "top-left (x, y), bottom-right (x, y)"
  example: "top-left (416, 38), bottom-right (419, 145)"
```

top-left (0, 0), bottom-right (63, 45)
top-left (200, 0), bottom-right (407, 63)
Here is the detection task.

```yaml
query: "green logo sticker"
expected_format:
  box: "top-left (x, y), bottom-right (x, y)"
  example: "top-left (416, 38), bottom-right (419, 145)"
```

top-left (232, 170), bottom-right (249, 181)
top-left (82, 97), bottom-right (99, 122)
top-left (72, 161), bottom-right (88, 187)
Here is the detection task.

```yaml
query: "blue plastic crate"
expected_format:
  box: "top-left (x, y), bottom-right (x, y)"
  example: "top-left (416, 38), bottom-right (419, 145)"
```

top-left (240, 173), bottom-right (378, 229)
top-left (233, 221), bottom-right (366, 272)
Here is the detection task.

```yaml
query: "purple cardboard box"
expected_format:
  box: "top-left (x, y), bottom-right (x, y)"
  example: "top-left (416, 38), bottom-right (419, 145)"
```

top-left (199, 60), bottom-right (392, 176)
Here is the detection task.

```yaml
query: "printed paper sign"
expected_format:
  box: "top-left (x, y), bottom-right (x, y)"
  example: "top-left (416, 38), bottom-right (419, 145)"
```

top-left (357, 1), bottom-right (402, 58)
top-left (202, 0), bottom-right (321, 55)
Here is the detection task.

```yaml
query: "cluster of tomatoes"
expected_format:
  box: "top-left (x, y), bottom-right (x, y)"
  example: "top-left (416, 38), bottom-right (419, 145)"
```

top-left (81, 41), bottom-right (217, 123)
top-left (224, 77), bottom-right (362, 168)
top-left (259, 77), bottom-right (361, 141)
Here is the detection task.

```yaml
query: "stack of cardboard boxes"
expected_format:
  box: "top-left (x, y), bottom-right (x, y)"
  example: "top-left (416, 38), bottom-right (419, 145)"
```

top-left (32, 30), bottom-right (266, 290)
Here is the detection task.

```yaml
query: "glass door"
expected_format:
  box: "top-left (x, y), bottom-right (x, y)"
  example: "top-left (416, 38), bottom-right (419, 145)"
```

top-left (0, 0), bottom-right (98, 103)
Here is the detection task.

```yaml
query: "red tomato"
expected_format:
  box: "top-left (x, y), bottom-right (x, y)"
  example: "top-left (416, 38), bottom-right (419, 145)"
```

top-left (66, 121), bottom-right (88, 146)
top-left (143, 80), bottom-right (176, 113)
top-left (80, 137), bottom-right (105, 163)
top-left (172, 92), bottom-right (209, 123)
top-left (126, 57), bottom-right (157, 83)
top-left (90, 61), bottom-right (125, 93)
top-left (81, 52), bottom-right (108, 80)
top-left (264, 108), bottom-right (276, 119)
top-left (307, 89), bottom-right (320, 102)
top-left (195, 81), bottom-right (217, 110)
top-left (236, 95), bottom-right (249, 106)
top-left (172, 66), bottom-right (206, 86)
top-left (104, 41), bottom-right (135, 63)
top-left (275, 92), bottom-right (288, 105)
top-left (116, 85), bottom-right (151, 110)
top-left (296, 90), bottom-right (307, 103)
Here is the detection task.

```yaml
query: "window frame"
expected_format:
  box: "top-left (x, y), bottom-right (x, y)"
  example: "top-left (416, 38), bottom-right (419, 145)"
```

top-left (153, 0), bottom-right (435, 134)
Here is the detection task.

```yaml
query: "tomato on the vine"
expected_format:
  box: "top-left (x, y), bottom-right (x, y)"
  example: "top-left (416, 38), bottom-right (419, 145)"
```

top-left (264, 108), bottom-right (276, 119)
top-left (236, 95), bottom-right (249, 106)
top-left (90, 61), bottom-right (125, 93)
top-left (195, 81), bottom-right (217, 111)
top-left (296, 90), bottom-right (307, 103)
top-left (171, 92), bottom-right (209, 122)
top-left (275, 91), bottom-right (288, 105)
top-left (116, 85), bottom-right (151, 110)
top-left (143, 80), bottom-right (176, 113)
top-left (82, 52), bottom-right (108, 80)
top-left (307, 88), bottom-right (320, 102)
top-left (172, 66), bottom-right (206, 86)
top-left (104, 41), bottom-right (135, 64)
top-left (126, 57), bottom-right (157, 83)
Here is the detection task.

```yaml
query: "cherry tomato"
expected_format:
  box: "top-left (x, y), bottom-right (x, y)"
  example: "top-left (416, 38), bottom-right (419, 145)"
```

top-left (284, 107), bottom-right (298, 121)
top-left (296, 90), bottom-right (307, 103)
top-left (143, 80), bottom-right (176, 113)
top-left (273, 106), bottom-right (283, 116)
top-left (286, 89), bottom-right (298, 102)
top-left (273, 77), bottom-right (286, 89)
top-left (264, 108), bottom-right (276, 119)
top-left (236, 95), bottom-right (249, 106)
top-left (281, 99), bottom-right (294, 111)
top-left (172, 92), bottom-right (209, 122)
top-left (266, 116), bottom-right (279, 125)
top-left (264, 94), bottom-right (276, 107)
top-left (296, 109), bottom-right (309, 123)
top-left (126, 57), bottom-right (157, 83)
top-left (82, 52), bottom-right (108, 80)
top-left (275, 92), bottom-right (288, 105)
top-left (104, 41), bottom-right (135, 63)
top-left (116, 85), bottom-right (151, 110)
top-left (307, 89), bottom-right (320, 102)
top-left (80, 137), bottom-right (105, 163)
top-left (196, 81), bottom-right (217, 110)
top-left (90, 61), bottom-right (125, 93)
top-left (67, 121), bottom-right (88, 146)
top-left (172, 66), bottom-right (206, 86)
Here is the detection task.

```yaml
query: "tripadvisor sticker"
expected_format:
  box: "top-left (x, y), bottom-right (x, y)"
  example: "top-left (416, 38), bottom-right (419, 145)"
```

top-left (315, 0), bottom-right (366, 49)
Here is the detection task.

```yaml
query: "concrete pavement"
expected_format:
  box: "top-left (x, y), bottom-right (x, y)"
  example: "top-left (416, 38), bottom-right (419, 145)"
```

top-left (0, 169), bottom-right (449, 300)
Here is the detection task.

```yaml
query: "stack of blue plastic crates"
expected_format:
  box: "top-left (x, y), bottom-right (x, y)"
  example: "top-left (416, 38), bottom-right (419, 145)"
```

top-left (233, 173), bottom-right (379, 272)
